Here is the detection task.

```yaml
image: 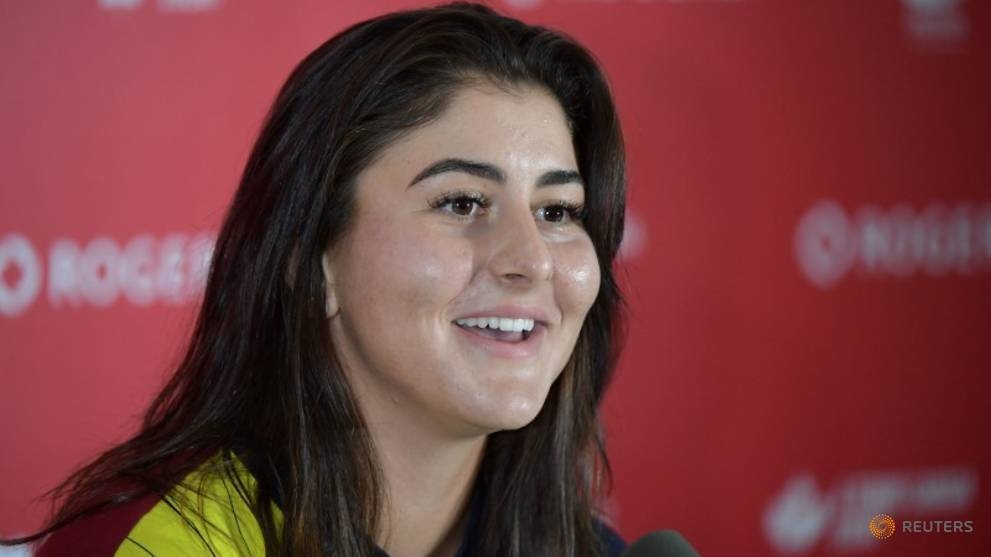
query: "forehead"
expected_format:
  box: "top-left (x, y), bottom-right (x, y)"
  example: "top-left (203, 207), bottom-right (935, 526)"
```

top-left (369, 83), bottom-right (577, 178)
top-left (435, 83), bottom-right (571, 139)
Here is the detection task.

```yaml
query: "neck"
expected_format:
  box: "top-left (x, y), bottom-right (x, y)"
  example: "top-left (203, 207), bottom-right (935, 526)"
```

top-left (357, 391), bottom-right (488, 557)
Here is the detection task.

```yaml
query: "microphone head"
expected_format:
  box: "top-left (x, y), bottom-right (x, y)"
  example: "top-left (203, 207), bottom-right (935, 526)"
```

top-left (622, 530), bottom-right (700, 557)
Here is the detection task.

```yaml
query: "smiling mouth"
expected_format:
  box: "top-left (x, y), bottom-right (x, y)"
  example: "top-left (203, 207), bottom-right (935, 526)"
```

top-left (456, 324), bottom-right (532, 342)
top-left (454, 317), bottom-right (535, 343)
top-left (451, 317), bottom-right (544, 358)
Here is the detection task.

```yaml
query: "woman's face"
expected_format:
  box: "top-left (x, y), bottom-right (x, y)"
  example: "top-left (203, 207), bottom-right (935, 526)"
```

top-left (323, 83), bottom-right (600, 438)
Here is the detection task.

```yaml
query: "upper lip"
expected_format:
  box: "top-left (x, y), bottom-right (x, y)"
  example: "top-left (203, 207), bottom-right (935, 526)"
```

top-left (454, 305), bottom-right (553, 327)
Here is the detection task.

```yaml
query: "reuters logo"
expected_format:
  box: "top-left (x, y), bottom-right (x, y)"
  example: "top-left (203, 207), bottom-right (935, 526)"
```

top-left (869, 514), bottom-right (896, 540)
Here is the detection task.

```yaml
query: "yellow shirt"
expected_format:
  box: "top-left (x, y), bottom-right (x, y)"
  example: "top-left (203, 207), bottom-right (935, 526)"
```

top-left (116, 451), bottom-right (280, 556)
top-left (35, 451), bottom-right (280, 557)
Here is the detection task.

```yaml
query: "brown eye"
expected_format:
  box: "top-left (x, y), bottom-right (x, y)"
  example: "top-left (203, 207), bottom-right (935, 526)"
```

top-left (536, 203), bottom-right (583, 224)
top-left (449, 197), bottom-right (479, 216)
top-left (541, 206), bottom-right (568, 223)
top-left (430, 192), bottom-right (490, 219)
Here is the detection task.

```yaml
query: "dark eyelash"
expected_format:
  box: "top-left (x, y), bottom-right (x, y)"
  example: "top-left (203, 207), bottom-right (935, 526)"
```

top-left (540, 201), bottom-right (585, 223)
top-left (428, 192), bottom-right (585, 224)
top-left (553, 201), bottom-right (585, 220)
top-left (427, 190), bottom-right (491, 210)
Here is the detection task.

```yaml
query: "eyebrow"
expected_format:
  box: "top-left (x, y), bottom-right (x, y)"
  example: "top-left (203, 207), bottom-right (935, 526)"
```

top-left (407, 158), bottom-right (584, 189)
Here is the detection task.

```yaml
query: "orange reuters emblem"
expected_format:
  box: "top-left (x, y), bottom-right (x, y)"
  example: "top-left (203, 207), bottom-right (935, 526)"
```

top-left (869, 514), bottom-right (896, 540)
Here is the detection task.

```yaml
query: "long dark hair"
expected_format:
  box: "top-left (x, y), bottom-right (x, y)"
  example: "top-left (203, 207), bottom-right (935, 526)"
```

top-left (5, 3), bottom-right (626, 555)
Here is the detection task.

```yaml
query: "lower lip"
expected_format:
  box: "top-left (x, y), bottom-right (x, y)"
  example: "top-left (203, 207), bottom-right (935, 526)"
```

top-left (453, 323), bottom-right (545, 359)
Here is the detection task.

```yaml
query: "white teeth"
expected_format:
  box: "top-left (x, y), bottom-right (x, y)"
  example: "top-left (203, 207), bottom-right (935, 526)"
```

top-left (455, 317), bottom-right (535, 332)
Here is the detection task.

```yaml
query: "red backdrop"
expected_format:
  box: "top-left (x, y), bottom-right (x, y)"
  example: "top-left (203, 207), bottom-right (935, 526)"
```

top-left (2, 1), bottom-right (989, 555)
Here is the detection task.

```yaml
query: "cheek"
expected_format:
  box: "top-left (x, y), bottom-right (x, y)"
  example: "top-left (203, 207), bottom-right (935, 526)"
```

top-left (553, 238), bottom-right (601, 315)
top-left (345, 218), bottom-right (473, 313)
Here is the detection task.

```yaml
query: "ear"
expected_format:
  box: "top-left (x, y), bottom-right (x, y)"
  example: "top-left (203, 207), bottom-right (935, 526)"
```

top-left (321, 250), bottom-right (340, 318)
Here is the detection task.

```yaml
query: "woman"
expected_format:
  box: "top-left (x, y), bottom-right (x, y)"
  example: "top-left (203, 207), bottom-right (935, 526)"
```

top-left (6, 2), bottom-right (627, 555)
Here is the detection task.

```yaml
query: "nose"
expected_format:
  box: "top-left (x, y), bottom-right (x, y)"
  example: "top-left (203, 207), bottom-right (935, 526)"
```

top-left (487, 205), bottom-right (554, 286)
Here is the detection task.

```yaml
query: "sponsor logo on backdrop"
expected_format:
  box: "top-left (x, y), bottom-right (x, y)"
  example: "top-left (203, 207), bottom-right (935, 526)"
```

top-left (794, 199), bottom-right (991, 289)
top-left (98, 0), bottom-right (221, 12)
top-left (505, 0), bottom-right (544, 8)
top-left (0, 544), bottom-right (31, 557)
top-left (100, 0), bottom-right (141, 9)
top-left (901, 0), bottom-right (968, 47)
top-left (0, 232), bottom-right (214, 317)
top-left (0, 235), bottom-right (42, 317)
top-left (763, 466), bottom-right (977, 553)
top-left (503, 0), bottom-right (738, 9)
top-left (2, 214), bottom-right (641, 318)
top-left (619, 209), bottom-right (646, 260)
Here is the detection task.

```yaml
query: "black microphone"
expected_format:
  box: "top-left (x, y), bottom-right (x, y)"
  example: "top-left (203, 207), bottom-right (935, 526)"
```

top-left (621, 530), bottom-right (700, 557)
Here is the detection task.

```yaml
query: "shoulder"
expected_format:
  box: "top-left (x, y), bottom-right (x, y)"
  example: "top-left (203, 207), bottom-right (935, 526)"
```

top-left (35, 452), bottom-right (280, 557)
top-left (594, 518), bottom-right (627, 557)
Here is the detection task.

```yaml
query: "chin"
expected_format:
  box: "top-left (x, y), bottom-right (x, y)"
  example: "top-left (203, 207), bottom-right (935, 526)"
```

top-left (467, 394), bottom-right (548, 433)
